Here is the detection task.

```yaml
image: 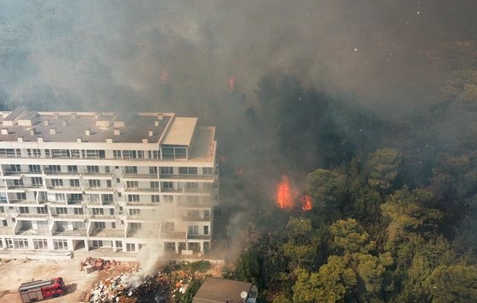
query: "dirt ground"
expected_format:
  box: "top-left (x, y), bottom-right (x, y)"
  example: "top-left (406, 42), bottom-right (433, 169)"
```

top-left (0, 258), bottom-right (98, 303)
top-left (0, 258), bottom-right (138, 303)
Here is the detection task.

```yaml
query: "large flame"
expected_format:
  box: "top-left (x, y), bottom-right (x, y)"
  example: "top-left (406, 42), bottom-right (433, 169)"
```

top-left (276, 175), bottom-right (294, 209)
top-left (301, 195), bottom-right (312, 211)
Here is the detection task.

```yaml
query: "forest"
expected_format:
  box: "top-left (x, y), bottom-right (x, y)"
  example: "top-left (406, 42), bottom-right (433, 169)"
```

top-left (216, 48), bottom-right (477, 303)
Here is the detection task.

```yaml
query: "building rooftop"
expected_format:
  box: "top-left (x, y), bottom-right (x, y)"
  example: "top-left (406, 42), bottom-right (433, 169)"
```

top-left (0, 108), bottom-right (200, 145)
top-left (193, 277), bottom-right (252, 303)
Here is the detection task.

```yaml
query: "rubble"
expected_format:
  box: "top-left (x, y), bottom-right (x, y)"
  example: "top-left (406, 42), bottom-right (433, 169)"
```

top-left (81, 257), bottom-right (120, 272)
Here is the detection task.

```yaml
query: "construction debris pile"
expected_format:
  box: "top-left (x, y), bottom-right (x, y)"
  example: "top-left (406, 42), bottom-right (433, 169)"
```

top-left (81, 257), bottom-right (122, 272)
top-left (84, 272), bottom-right (171, 303)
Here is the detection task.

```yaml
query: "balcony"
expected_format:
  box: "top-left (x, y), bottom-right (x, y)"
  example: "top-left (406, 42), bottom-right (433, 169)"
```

top-left (124, 187), bottom-right (160, 194)
top-left (16, 213), bottom-right (49, 220)
top-left (127, 228), bottom-right (159, 238)
top-left (15, 228), bottom-right (51, 236)
top-left (82, 172), bottom-right (114, 180)
top-left (122, 173), bottom-right (158, 181)
top-left (51, 214), bottom-right (86, 221)
top-left (0, 226), bottom-right (13, 235)
top-left (160, 174), bottom-right (214, 182)
top-left (47, 186), bottom-right (82, 193)
top-left (44, 171), bottom-right (81, 178)
top-left (160, 187), bottom-right (183, 193)
top-left (89, 215), bottom-right (116, 221)
top-left (89, 228), bottom-right (124, 238)
top-left (53, 229), bottom-right (87, 237)
top-left (177, 201), bottom-right (213, 208)
top-left (126, 202), bottom-right (160, 208)
top-left (188, 234), bottom-right (211, 240)
top-left (160, 231), bottom-right (187, 240)
top-left (182, 216), bottom-right (211, 222)
top-left (8, 199), bottom-right (44, 206)
top-left (84, 187), bottom-right (114, 193)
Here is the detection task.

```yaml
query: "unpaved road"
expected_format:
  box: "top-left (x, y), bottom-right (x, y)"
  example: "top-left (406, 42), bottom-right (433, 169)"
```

top-left (0, 259), bottom-right (98, 303)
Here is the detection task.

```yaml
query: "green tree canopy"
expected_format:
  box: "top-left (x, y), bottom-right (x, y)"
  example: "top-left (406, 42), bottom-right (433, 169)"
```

top-left (428, 265), bottom-right (477, 303)
top-left (306, 168), bottom-right (346, 218)
top-left (366, 148), bottom-right (401, 191)
top-left (330, 218), bottom-right (375, 254)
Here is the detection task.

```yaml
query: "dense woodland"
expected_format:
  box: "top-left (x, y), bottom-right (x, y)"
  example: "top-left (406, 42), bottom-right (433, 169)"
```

top-left (215, 44), bottom-right (477, 303)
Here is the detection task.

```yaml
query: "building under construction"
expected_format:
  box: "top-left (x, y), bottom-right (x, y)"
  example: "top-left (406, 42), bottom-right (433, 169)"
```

top-left (0, 107), bottom-right (218, 254)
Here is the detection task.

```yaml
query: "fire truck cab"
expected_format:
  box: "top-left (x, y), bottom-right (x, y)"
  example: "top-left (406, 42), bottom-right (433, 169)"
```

top-left (18, 277), bottom-right (65, 303)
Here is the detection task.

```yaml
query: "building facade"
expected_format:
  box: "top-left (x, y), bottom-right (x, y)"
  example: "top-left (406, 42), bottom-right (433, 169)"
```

top-left (0, 108), bottom-right (218, 254)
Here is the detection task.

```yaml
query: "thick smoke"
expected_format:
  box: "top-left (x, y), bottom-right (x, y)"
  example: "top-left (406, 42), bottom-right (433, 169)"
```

top-left (1, 0), bottom-right (476, 116)
top-left (1, 0), bottom-right (477, 260)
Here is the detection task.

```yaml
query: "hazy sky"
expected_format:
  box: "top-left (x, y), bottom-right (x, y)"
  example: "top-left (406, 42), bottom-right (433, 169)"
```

top-left (0, 0), bottom-right (476, 116)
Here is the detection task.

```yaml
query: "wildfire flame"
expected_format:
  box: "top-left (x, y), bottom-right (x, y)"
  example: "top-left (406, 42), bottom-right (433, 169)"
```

top-left (276, 175), bottom-right (294, 209)
top-left (301, 195), bottom-right (312, 211)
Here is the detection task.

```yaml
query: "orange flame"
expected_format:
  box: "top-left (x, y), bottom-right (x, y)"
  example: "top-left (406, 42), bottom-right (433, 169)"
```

top-left (301, 195), bottom-right (312, 211)
top-left (276, 175), bottom-right (294, 209)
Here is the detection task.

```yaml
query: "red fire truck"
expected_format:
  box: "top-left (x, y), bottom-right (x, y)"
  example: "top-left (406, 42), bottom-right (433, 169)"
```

top-left (18, 277), bottom-right (65, 303)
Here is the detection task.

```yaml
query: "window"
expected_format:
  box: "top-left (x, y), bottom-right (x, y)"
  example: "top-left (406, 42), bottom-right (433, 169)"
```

top-left (32, 177), bottom-right (43, 186)
top-left (187, 196), bottom-right (199, 204)
top-left (129, 209), bottom-right (141, 216)
top-left (203, 167), bottom-right (214, 175)
top-left (149, 167), bottom-right (158, 175)
top-left (137, 151), bottom-right (144, 159)
top-left (37, 206), bottom-right (47, 214)
top-left (204, 226), bottom-right (209, 235)
top-left (150, 181), bottom-right (159, 189)
top-left (123, 150), bottom-right (137, 159)
top-left (151, 195), bottom-right (160, 203)
top-left (0, 148), bottom-right (19, 158)
top-left (5, 238), bottom-right (13, 249)
top-left (16, 193), bottom-right (26, 200)
top-left (150, 150), bottom-right (161, 159)
top-left (113, 150), bottom-right (122, 159)
top-left (102, 194), bottom-right (113, 203)
top-left (185, 182), bottom-right (199, 191)
top-left (52, 149), bottom-right (70, 158)
top-left (87, 166), bottom-right (99, 174)
top-left (45, 149), bottom-right (51, 158)
top-left (68, 193), bottom-right (82, 202)
top-left (126, 243), bottom-right (135, 252)
top-left (13, 179), bottom-right (24, 186)
top-left (89, 179), bottom-right (101, 187)
top-left (163, 222), bottom-right (174, 231)
top-left (53, 239), bottom-right (68, 250)
top-left (125, 166), bottom-right (138, 174)
top-left (92, 240), bottom-right (103, 247)
top-left (162, 147), bottom-right (174, 159)
top-left (33, 239), bottom-right (48, 250)
top-left (70, 179), bottom-right (80, 187)
top-left (51, 179), bottom-right (63, 187)
top-left (29, 165), bottom-right (41, 173)
top-left (204, 210), bottom-right (210, 218)
top-left (10, 164), bottom-right (21, 172)
top-left (188, 225), bottom-right (199, 235)
top-left (74, 208), bottom-right (83, 215)
top-left (56, 207), bottom-right (67, 215)
top-left (19, 207), bottom-right (30, 214)
top-left (67, 165), bottom-right (78, 173)
top-left (71, 150), bottom-right (81, 158)
top-left (179, 167), bottom-right (198, 175)
top-left (27, 149), bottom-right (41, 158)
top-left (175, 147), bottom-right (187, 159)
top-left (128, 195), bottom-right (140, 202)
top-left (163, 196), bottom-right (174, 203)
top-left (49, 165), bottom-right (61, 173)
top-left (110, 209), bottom-right (114, 215)
top-left (84, 150), bottom-right (105, 159)
top-left (105, 166), bottom-right (110, 173)
top-left (162, 182), bottom-right (173, 189)
top-left (160, 167), bottom-right (173, 175)
top-left (188, 210), bottom-right (200, 218)
top-left (130, 222), bottom-right (142, 229)
top-left (55, 193), bottom-right (65, 202)
top-left (92, 208), bottom-right (104, 215)
top-left (106, 180), bottom-right (112, 188)
top-left (94, 222), bottom-right (105, 229)
top-left (13, 238), bottom-right (29, 249)
top-left (126, 181), bottom-right (138, 188)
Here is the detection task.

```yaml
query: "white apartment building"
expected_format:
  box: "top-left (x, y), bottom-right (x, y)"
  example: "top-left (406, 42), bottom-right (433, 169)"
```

top-left (0, 107), bottom-right (218, 254)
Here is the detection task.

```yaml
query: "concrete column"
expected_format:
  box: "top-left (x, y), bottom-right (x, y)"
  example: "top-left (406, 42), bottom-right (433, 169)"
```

top-left (68, 239), bottom-right (73, 251)
top-left (85, 240), bottom-right (90, 251)
top-left (174, 242), bottom-right (178, 253)
top-left (28, 238), bottom-right (35, 250)
top-left (200, 241), bottom-right (204, 253)
top-left (112, 240), bottom-right (117, 252)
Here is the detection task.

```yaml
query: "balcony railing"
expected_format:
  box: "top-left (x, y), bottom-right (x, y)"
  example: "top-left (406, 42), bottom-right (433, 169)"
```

top-left (182, 216), bottom-right (211, 222)
top-left (188, 234), bottom-right (211, 240)
top-left (90, 228), bottom-right (124, 238)
top-left (52, 229), bottom-right (87, 237)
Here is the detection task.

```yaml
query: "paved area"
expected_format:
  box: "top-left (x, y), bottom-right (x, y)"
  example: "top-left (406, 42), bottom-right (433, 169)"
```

top-left (0, 258), bottom-right (98, 303)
